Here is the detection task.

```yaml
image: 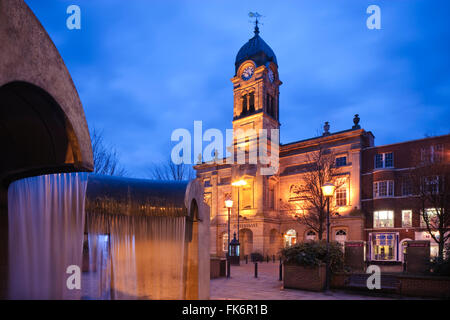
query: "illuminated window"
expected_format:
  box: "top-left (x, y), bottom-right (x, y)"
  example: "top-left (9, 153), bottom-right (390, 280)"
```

top-left (306, 230), bottom-right (317, 241)
top-left (284, 229), bottom-right (297, 247)
top-left (402, 210), bottom-right (412, 228)
top-left (241, 181), bottom-right (253, 209)
top-left (421, 208), bottom-right (439, 228)
top-left (374, 210), bottom-right (394, 228)
top-left (335, 187), bottom-right (347, 207)
top-left (373, 180), bottom-right (394, 198)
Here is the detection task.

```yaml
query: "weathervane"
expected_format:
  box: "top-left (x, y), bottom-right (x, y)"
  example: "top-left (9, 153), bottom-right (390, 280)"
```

top-left (248, 12), bottom-right (263, 34)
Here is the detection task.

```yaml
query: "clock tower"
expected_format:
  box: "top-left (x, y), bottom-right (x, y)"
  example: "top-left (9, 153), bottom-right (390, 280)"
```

top-left (230, 22), bottom-right (282, 220)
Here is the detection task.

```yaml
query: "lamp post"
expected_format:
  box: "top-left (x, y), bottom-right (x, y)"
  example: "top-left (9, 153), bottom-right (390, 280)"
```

top-left (231, 179), bottom-right (247, 245)
top-left (321, 182), bottom-right (336, 293)
top-left (225, 199), bottom-right (233, 278)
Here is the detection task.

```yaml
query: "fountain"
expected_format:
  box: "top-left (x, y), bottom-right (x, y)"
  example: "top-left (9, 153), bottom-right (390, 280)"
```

top-left (7, 173), bottom-right (208, 300)
top-left (1, 0), bottom-right (210, 300)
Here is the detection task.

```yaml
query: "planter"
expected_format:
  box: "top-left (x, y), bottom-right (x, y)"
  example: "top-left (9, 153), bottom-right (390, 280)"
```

top-left (283, 264), bottom-right (326, 292)
top-left (210, 257), bottom-right (226, 279)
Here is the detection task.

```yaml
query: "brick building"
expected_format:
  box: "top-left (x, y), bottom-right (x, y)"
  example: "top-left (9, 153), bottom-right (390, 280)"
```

top-left (361, 134), bottom-right (450, 263)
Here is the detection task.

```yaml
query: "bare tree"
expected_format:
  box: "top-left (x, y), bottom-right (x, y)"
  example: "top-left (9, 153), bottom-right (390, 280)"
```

top-left (409, 148), bottom-right (450, 261)
top-left (287, 147), bottom-right (344, 240)
top-left (91, 128), bottom-right (127, 176)
top-left (148, 158), bottom-right (195, 181)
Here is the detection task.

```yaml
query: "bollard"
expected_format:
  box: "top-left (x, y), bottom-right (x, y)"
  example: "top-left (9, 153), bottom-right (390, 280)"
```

top-left (272, 255), bottom-right (275, 263)
top-left (279, 262), bottom-right (282, 281)
top-left (246, 255), bottom-right (248, 264)
top-left (254, 262), bottom-right (258, 278)
top-left (227, 258), bottom-right (231, 278)
top-left (267, 255), bottom-right (269, 263)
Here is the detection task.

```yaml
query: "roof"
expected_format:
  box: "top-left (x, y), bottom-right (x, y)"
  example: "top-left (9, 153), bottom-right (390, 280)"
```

top-left (235, 26), bottom-right (277, 73)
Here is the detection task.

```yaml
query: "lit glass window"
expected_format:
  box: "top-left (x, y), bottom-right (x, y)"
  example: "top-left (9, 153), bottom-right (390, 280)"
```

top-left (335, 187), bottom-right (347, 206)
top-left (402, 210), bottom-right (412, 228)
top-left (420, 208), bottom-right (439, 228)
top-left (374, 210), bottom-right (394, 228)
top-left (284, 229), bottom-right (297, 247)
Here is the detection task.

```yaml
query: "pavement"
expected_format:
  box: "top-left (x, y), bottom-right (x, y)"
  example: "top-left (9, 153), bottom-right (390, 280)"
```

top-left (210, 262), bottom-right (401, 300)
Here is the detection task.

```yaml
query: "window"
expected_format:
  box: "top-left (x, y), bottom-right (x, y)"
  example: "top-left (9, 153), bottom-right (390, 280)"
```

top-left (401, 178), bottom-right (413, 196)
top-left (241, 181), bottom-right (253, 209)
top-left (268, 186), bottom-right (275, 209)
top-left (222, 233), bottom-right (229, 252)
top-left (421, 144), bottom-right (444, 163)
top-left (420, 208), bottom-right (439, 228)
top-left (402, 210), bottom-right (412, 228)
top-left (374, 152), bottom-right (394, 169)
top-left (423, 176), bottom-right (440, 194)
top-left (335, 230), bottom-right (347, 247)
top-left (335, 187), bottom-right (347, 206)
top-left (373, 180), bottom-right (394, 198)
top-left (284, 229), bottom-right (297, 247)
top-left (372, 233), bottom-right (396, 261)
top-left (306, 230), bottom-right (317, 241)
top-left (336, 156), bottom-right (347, 167)
top-left (374, 210), bottom-right (394, 228)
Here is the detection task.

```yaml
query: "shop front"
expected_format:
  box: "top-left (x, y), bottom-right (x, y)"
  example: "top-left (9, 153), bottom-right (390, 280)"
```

top-left (368, 232), bottom-right (399, 262)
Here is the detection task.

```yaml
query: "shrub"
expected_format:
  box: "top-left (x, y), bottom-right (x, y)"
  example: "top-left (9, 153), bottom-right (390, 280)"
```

top-left (281, 240), bottom-right (344, 273)
top-left (430, 245), bottom-right (450, 276)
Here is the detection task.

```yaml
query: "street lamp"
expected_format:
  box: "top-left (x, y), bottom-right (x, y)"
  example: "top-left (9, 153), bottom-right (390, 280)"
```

top-left (225, 199), bottom-right (233, 278)
top-left (321, 182), bottom-right (336, 293)
top-left (232, 179), bottom-right (247, 246)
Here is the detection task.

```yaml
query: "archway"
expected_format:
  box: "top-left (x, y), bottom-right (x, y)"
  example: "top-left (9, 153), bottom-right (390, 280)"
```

top-left (0, 82), bottom-right (91, 299)
top-left (239, 228), bottom-right (253, 259)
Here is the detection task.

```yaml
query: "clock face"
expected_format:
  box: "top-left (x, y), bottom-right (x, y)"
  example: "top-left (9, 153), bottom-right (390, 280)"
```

top-left (241, 66), bottom-right (254, 81)
top-left (268, 69), bottom-right (275, 83)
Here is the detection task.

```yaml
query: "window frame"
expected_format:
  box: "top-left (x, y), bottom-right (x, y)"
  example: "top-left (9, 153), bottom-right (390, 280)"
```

top-left (373, 180), bottom-right (394, 198)
top-left (374, 152), bottom-right (394, 169)
top-left (401, 210), bottom-right (412, 228)
top-left (373, 210), bottom-right (394, 228)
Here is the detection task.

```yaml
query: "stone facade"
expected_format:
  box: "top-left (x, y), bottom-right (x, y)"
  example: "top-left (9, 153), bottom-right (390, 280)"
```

top-left (195, 28), bottom-right (374, 259)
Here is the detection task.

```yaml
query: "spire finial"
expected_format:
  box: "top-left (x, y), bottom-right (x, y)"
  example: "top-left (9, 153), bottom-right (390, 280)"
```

top-left (249, 12), bottom-right (262, 35)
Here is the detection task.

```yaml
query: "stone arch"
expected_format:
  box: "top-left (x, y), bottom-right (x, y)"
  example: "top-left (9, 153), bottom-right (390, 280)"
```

top-left (0, 0), bottom-right (93, 183)
top-left (0, 1), bottom-right (93, 299)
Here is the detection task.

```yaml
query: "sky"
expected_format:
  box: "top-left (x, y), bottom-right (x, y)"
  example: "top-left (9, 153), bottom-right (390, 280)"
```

top-left (25, 0), bottom-right (450, 178)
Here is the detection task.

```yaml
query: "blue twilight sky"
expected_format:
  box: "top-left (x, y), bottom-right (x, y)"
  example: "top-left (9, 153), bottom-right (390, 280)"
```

top-left (25, 0), bottom-right (450, 177)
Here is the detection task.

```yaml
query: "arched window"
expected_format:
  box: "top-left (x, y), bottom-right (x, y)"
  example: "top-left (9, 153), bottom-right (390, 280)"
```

top-left (249, 92), bottom-right (255, 113)
top-left (335, 229), bottom-right (347, 246)
top-left (241, 94), bottom-right (248, 116)
top-left (284, 229), bottom-right (297, 247)
top-left (306, 230), bottom-right (317, 241)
